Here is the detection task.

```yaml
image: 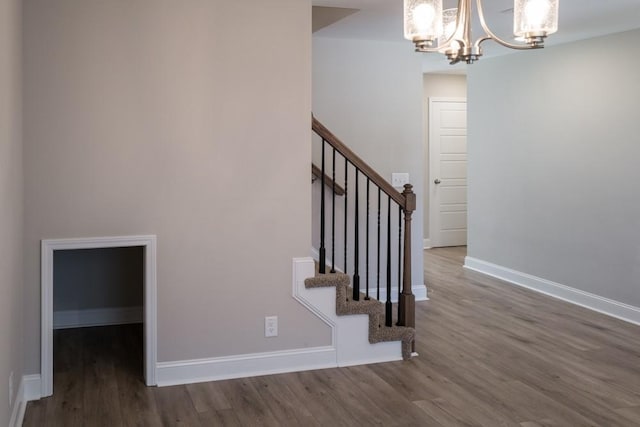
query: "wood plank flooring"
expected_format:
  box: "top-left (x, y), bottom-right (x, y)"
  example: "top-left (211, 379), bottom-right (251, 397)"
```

top-left (24, 247), bottom-right (640, 426)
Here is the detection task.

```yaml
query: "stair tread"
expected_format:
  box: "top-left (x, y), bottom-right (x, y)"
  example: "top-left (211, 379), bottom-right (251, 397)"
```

top-left (304, 270), bottom-right (415, 360)
top-left (370, 323), bottom-right (415, 343)
top-left (305, 272), bottom-right (350, 288)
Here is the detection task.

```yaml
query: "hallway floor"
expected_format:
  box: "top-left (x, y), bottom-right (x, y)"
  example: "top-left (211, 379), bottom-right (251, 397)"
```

top-left (24, 247), bottom-right (640, 426)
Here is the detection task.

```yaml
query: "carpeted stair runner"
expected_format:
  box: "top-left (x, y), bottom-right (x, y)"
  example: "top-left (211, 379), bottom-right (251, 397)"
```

top-left (305, 271), bottom-right (415, 360)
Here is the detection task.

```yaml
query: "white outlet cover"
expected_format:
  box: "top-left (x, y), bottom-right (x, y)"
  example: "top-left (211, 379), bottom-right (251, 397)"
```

top-left (265, 316), bottom-right (278, 337)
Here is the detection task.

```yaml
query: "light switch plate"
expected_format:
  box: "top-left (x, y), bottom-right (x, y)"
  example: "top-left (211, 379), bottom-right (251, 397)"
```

top-left (391, 173), bottom-right (410, 188)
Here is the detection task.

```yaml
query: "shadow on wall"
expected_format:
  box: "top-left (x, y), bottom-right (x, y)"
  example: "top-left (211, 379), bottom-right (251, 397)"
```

top-left (53, 247), bottom-right (143, 329)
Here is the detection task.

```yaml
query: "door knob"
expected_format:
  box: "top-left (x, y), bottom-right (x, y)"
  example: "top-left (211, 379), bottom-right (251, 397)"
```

top-left (434, 179), bottom-right (441, 184)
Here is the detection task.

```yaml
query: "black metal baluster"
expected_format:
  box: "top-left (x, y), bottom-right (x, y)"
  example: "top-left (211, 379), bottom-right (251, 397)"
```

top-left (385, 196), bottom-right (392, 327)
top-left (344, 158), bottom-right (348, 274)
top-left (319, 140), bottom-right (326, 274)
top-left (353, 169), bottom-right (360, 301)
top-left (331, 148), bottom-right (336, 273)
top-left (365, 179), bottom-right (370, 300)
top-left (397, 204), bottom-right (402, 322)
top-left (377, 187), bottom-right (381, 301)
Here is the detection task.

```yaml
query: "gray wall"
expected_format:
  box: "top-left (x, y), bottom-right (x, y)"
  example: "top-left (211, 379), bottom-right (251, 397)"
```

top-left (312, 37), bottom-right (425, 292)
top-left (0, 0), bottom-right (23, 422)
top-left (54, 247), bottom-right (143, 312)
top-left (467, 28), bottom-right (640, 307)
top-left (422, 73), bottom-right (467, 241)
top-left (23, 0), bottom-right (330, 374)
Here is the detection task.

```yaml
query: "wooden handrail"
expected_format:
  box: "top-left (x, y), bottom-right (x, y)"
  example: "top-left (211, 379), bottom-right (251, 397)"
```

top-left (311, 115), bottom-right (416, 343)
top-left (312, 163), bottom-right (345, 196)
top-left (312, 116), bottom-right (406, 208)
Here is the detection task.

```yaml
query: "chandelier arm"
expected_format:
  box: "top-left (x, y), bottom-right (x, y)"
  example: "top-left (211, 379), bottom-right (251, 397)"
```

top-left (433, 34), bottom-right (469, 53)
top-left (415, 46), bottom-right (448, 53)
top-left (415, 41), bottom-right (469, 53)
top-left (475, 0), bottom-right (541, 51)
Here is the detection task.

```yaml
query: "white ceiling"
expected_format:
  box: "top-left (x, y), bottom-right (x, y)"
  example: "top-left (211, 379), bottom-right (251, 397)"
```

top-left (312, 0), bottom-right (640, 73)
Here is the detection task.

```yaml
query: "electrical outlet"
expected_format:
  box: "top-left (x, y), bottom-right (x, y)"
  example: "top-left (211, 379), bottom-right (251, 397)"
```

top-left (265, 316), bottom-right (278, 337)
top-left (391, 173), bottom-right (410, 188)
top-left (9, 371), bottom-right (13, 408)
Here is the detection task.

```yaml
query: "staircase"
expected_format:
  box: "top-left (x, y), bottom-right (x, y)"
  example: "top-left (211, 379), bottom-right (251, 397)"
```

top-left (305, 271), bottom-right (415, 360)
top-left (306, 116), bottom-right (417, 362)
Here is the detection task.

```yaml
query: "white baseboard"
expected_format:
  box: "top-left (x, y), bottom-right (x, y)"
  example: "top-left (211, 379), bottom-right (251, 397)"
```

top-left (156, 346), bottom-right (337, 387)
top-left (423, 238), bottom-right (432, 249)
top-left (154, 258), bottom-right (339, 387)
top-left (9, 374), bottom-right (41, 427)
top-left (23, 374), bottom-right (42, 401)
top-left (53, 306), bottom-right (143, 329)
top-left (464, 256), bottom-right (640, 326)
top-left (9, 377), bottom-right (24, 427)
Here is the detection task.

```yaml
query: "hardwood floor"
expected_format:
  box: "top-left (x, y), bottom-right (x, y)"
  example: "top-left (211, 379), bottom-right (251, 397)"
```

top-left (24, 247), bottom-right (640, 426)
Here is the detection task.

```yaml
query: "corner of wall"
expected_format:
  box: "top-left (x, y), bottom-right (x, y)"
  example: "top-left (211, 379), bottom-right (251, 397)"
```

top-left (9, 374), bottom-right (41, 427)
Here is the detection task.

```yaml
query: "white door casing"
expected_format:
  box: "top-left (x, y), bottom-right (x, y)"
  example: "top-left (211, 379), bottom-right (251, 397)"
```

top-left (429, 98), bottom-right (467, 247)
top-left (41, 235), bottom-right (157, 397)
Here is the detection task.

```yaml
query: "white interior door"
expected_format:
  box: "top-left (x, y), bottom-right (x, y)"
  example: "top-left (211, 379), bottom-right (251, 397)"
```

top-left (429, 98), bottom-right (467, 247)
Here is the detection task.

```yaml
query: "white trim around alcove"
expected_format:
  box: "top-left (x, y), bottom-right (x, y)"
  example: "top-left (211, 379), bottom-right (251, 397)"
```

top-left (41, 235), bottom-right (158, 398)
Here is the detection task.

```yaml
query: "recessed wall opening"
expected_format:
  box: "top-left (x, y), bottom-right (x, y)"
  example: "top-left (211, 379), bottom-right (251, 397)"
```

top-left (54, 247), bottom-right (143, 329)
top-left (41, 236), bottom-right (157, 398)
top-left (53, 246), bottom-right (143, 396)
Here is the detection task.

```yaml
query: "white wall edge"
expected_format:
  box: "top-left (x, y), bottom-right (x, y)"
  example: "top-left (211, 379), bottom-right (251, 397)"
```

top-left (156, 346), bottom-right (337, 387)
top-left (9, 376), bottom-right (25, 427)
top-left (464, 256), bottom-right (640, 326)
top-left (9, 375), bottom-right (42, 427)
top-left (423, 238), bottom-right (432, 249)
top-left (53, 306), bottom-right (143, 329)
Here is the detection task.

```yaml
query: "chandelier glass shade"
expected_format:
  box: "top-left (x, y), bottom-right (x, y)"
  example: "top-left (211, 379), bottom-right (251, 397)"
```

top-left (404, 0), bottom-right (559, 64)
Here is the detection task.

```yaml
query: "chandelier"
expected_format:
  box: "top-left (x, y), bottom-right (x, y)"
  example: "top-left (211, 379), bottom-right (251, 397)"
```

top-left (403, 0), bottom-right (559, 64)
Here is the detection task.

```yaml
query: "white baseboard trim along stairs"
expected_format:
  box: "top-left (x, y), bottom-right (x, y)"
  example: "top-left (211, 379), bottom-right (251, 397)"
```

top-left (153, 257), bottom-right (414, 386)
top-left (151, 257), bottom-right (413, 386)
top-left (24, 257), bottom-right (416, 407)
top-left (296, 257), bottom-right (415, 364)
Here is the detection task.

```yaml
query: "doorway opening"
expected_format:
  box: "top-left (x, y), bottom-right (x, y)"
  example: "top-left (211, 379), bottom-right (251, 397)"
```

top-left (428, 97), bottom-right (468, 248)
top-left (41, 236), bottom-right (157, 397)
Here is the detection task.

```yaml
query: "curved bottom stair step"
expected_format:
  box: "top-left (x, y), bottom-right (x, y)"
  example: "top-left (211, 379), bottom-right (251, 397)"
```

top-left (304, 272), bottom-right (415, 360)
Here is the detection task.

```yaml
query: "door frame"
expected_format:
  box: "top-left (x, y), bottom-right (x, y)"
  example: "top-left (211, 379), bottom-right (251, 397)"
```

top-left (428, 97), bottom-right (467, 247)
top-left (41, 235), bottom-right (158, 397)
